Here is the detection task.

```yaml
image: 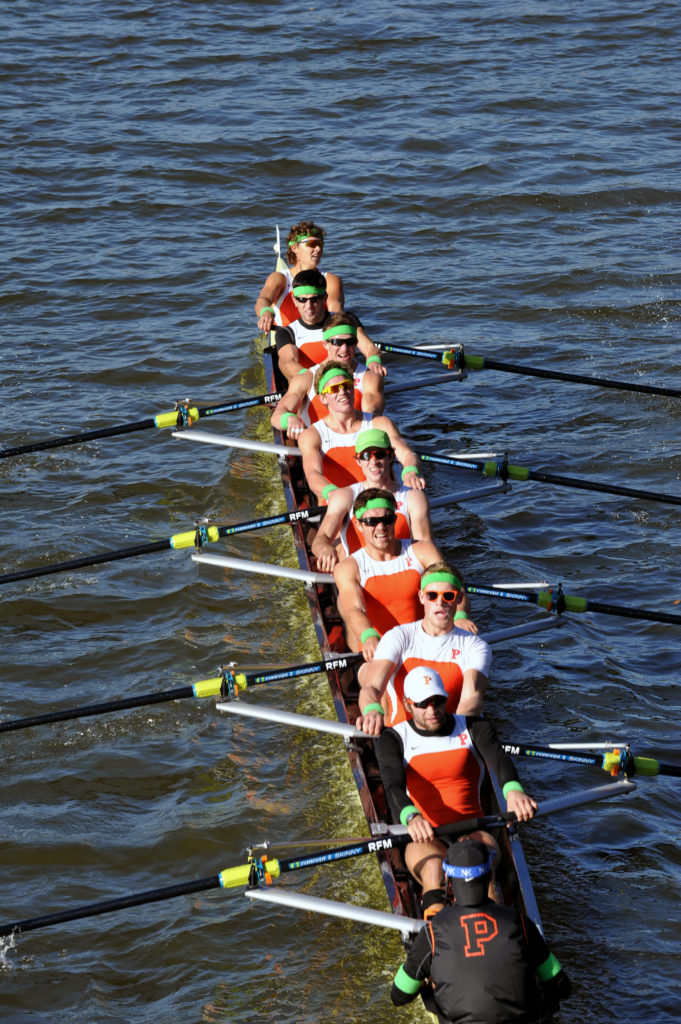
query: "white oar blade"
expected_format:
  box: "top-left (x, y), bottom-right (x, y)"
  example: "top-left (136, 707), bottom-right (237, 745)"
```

top-left (544, 741), bottom-right (630, 751)
top-left (217, 701), bottom-right (366, 740)
top-left (192, 552), bottom-right (333, 586)
top-left (172, 429), bottom-right (301, 457)
top-left (245, 888), bottom-right (424, 936)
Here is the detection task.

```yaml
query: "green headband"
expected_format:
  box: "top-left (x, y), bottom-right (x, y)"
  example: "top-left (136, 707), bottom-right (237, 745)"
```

top-left (420, 571), bottom-right (463, 590)
top-left (323, 324), bottom-right (358, 341)
top-left (288, 234), bottom-right (323, 246)
top-left (317, 366), bottom-right (354, 394)
top-left (293, 285), bottom-right (326, 298)
top-left (355, 497), bottom-right (396, 520)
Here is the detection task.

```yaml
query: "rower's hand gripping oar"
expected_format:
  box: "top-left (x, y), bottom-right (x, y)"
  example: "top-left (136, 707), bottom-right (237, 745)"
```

top-left (0, 779), bottom-right (635, 939)
top-left (0, 653), bottom-right (363, 735)
top-left (376, 341), bottom-right (681, 401)
top-left (0, 389), bottom-right (284, 461)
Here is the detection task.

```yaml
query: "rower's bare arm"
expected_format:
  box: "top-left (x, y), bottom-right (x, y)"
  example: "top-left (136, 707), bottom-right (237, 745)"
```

top-left (412, 539), bottom-right (443, 570)
top-left (357, 327), bottom-right (388, 377)
top-left (375, 416), bottom-right (425, 489)
top-left (360, 371), bottom-right (385, 415)
top-left (334, 557), bottom-right (377, 659)
top-left (298, 428), bottom-right (327, 500)
top-left (356, 657), bottom-right (395, 735)
top-left (406, 489), bottom-right (433, 542)
top-left (271, 373), bottom-right (311, 438)
top-left (278, 342), bottom-right (306, 382)
top-left (325, 272), bottom-right (345, 311)
top-left (453, 590), bottom-right (479, 634)
top-left (310, 488), bottom-right (352, 572)
top-left (255, 270), bottom-right (286, 332)
top-left (455, 669), bottom-right (487, 716)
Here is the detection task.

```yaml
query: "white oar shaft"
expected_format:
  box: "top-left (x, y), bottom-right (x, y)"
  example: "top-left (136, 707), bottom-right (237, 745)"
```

top-left (217, 701), bottom-right (365, 739)
top-left (245, 889), bottom-right (424, 936)
top-left (173, 429), bottom-right (300, 457)
top-left (384, 372), bottom-right (463, 396)
top-left (429, 482), bottom-right (509, 507)
top-left (192, 552), bottom-right (333, 585)
top-left (483, 617), bottom-right (564, 644)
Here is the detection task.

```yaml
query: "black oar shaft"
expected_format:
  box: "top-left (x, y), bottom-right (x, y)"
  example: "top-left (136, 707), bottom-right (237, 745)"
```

top-left (468, 355), bottom-right (681, 400)
top-left (0, 419), bottom-right (156, 459)
top-left (0, 686), bottom-right (195, 734)
top-left (525, 467), bottom-right (681, 506)
top-left (466, 584), bottom-right (681, 628)
top-left (0, 539), bottom-right (172, 585)
top-left (0, 875), bottom-right (221, 936)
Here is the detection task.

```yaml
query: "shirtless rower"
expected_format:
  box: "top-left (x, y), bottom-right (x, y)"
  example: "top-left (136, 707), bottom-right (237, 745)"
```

top-left (298, 365), bottom-right (424, 500)
top-left (375, 666), bottom-right (537, 916)
top-left (356, 562), bottom-right (489, 734)
top-left (255, 220), bottom-right (343, 331)
top-left (272, 313), bottom-right (385, 441)
top-left (311, 428), bottom-right (432, 571)
top-left (333, 489), bottom-right (441, 661)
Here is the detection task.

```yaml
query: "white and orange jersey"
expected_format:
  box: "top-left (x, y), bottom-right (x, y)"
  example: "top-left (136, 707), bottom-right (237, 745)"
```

top-left (374, 621), bottom-right (492, 726)
top-left (312, 412), bottom-right (374, 489)
top-left (278, 318), bottom-right (327, 367)
top-left (391, 715), bottom-right (486, 826)
top-left (305, 364), bottom-right (368, 426)
top-left (340, 481), bottom-right (411, 555)
top-left (351, 540), bottom-right (425, 637)
top-left (273, 269), bottom-right (330, 332)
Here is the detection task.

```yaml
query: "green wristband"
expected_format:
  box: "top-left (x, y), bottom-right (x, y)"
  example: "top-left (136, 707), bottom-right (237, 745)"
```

top-left (280, 412), bottom-right (293, 429)
top-left (401, 465), bottom-right (418, 481)
top-left (322, 484), bottom-right (338, 500)
top-left (366, 355), bottom-right (383, 365)
top-left (503, 780), bottom-right (525, 799)
top-left (360, 627), bottom-right (380, 645)
top-left (454, 610), bottom-right (469, 621)
top-left (399, 804), bottom-right (420, 826)
top-left (259, 306), bottom-right (275, 315)
top-left (363, 702), bottom-right (384, 715)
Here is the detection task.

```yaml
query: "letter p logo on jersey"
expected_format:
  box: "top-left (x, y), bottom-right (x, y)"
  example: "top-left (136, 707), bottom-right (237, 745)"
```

top-left (459, 913), bottom-right (499, 957)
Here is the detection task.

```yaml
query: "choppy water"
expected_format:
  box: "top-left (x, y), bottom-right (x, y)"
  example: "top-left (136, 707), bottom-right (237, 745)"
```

top-left (2, 2), bottom-right (680, 1022)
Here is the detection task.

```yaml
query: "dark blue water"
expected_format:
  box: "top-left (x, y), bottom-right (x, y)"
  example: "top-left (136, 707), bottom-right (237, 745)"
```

top-left (2, 3), bottom-right (680, 1022)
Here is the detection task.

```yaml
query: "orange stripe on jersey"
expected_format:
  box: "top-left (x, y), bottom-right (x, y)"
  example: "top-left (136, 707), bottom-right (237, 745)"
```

top-left (321, 447), bottom-right (366, 488)
top-left (362, 569), bottom-right (423, 636)
top-left (407, 747), bottom-right (484, 826)
top-left (276, 291), bottom-right (299, 327)
top-left (297, 339), bottom-right (329, 367)
top-left (387, 656), bottom-right (464, 727)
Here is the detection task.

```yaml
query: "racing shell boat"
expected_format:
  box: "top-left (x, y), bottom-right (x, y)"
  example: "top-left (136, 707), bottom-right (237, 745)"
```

top-left (258, 339), bottom-right (544, 942)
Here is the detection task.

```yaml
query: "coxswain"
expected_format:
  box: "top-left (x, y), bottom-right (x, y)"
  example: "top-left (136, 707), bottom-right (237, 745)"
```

top-left (332, 489), bottom-right (443, 660)
top-left (254, 220), bottom-right (343, 331)
top-left (272, 313), bottom-right (385, 441)
top-left (356, 562), bottom-right (488, 733)
top-left (374, 666), bottom-right (537, 917)
top-left (298, 368), bottom-right (424, 499)
top-left (311, 428), bottom-right (432, 571)
top-left (390, 839), bottom-right (572, 1023)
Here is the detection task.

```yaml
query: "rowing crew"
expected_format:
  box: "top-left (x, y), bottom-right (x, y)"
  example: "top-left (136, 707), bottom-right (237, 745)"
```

top-left (258, 221), bottom-right (571, 1021)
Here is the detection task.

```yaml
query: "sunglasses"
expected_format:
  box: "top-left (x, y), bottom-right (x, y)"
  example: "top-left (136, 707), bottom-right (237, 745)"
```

top-left (301, 238), bottom-right (323, 249)
top-left (328, 337), bottom-right (357, 347)
top-left (359, 511), bottom-right (397, 527)
top-left (296, 294), bottom-right (325, 304)
top-left (322, 380), bottom-right (354, 394)
top-left (424, 590), bottom-right (461, 604)
top-left (411, 695), bottom-right (447, 709)
top-left (357, 448), bottom-right (390, 462)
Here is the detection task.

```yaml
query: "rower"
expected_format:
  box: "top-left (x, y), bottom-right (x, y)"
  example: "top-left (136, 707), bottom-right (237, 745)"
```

top-left (273, 272), bottom-right (384, 381)
top-left (332, 489), bottom-right (442, 659)
top-left (391, 839), bottom-right (571, 1022)
top-left (374, 666), bottom-right (537, 917)
top-left (272, 313), bottom-right (385, 441)
top-left (356, 562), bottom-right (488, 733)
top-left (254, 220), bottom-right (343, 332)
top-left (298, 368), bottom-right (424, 499)
top-left (311, 428), bottom-right (432, 571)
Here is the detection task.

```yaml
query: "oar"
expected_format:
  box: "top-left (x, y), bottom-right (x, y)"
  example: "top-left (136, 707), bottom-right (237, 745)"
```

top-left (376, 342), bottom-right (681, 401)
top-left (418, 451), bottom-right (681, 509)
top-left (0, 653), bottom-right (363, 735)
top-left (0, 390), bottom-right (284, 460)
top-left (502, 741), bottom-right (681, 778)
top-left (0, 505), bottom-right (324, 586)
top-left (465, 582), bottom-right (681, 628)
top-left (0, 780), bottom-right (635, 938)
